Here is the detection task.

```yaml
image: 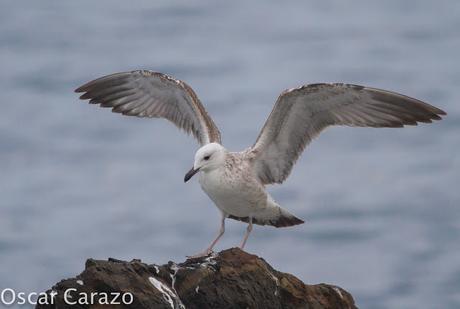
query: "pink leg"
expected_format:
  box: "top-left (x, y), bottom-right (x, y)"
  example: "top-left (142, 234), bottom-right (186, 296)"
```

top-left (187, 215), bottom-right (226, 258)
top-left (239, 217), bottom-right (253, 249)
top-left (206, 215), bottom-right (226, 252)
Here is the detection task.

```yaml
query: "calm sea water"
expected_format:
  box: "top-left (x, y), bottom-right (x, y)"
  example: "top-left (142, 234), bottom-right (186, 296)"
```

top-left (1, 1), bottom-right (459, 308)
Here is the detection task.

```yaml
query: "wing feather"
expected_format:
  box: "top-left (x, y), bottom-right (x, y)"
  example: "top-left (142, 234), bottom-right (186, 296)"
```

top-left (75, 70), bottom-right (221, 145)
top-left (251, 83), bottom-right (446, 184)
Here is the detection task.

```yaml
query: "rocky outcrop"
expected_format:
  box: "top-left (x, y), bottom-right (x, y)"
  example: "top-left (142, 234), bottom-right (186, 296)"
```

top-left (36, 248), bottom-right (357, 309)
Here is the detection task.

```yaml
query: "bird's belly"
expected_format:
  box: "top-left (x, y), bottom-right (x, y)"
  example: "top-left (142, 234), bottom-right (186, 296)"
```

top-left (199, 171), bottom-right (266, 218)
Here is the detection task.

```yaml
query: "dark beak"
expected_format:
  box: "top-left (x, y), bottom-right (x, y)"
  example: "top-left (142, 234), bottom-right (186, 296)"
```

top-left (184, 167), bottom-right (200, 183)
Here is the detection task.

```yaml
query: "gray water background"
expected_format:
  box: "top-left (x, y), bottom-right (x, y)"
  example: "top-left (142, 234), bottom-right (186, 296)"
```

top-left (1, 1), bottom-right (459, 308)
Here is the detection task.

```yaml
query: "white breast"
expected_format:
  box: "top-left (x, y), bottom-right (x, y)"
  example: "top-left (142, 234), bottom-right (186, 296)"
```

top-left (198, 166), bottom-right (267, 218)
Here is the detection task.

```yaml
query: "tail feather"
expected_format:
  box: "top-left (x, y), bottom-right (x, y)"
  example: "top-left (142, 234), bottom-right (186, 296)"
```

top-left (228, 206), bottom-right (304, 228)
top-left (270, 209), bottom-right (304, 227)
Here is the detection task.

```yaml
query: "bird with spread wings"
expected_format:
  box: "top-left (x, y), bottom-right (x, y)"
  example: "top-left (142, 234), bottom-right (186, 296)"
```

top-left (76, 70), bottom-right (445, 256)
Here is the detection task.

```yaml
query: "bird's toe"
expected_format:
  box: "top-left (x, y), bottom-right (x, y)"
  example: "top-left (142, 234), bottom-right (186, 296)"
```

top-left (186, 249), bottom-right (214, 259)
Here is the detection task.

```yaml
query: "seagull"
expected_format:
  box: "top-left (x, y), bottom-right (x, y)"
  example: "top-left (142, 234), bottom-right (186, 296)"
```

top-left (75, 70), bottom-right (446, 257)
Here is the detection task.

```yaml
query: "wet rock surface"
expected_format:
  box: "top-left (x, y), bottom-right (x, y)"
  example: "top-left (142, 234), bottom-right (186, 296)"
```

top-left (36, 248), bottom-right (357, 309)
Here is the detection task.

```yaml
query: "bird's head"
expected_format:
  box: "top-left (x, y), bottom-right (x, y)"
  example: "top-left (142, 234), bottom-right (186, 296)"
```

top-left (184, 143), bottom-right (226, 182)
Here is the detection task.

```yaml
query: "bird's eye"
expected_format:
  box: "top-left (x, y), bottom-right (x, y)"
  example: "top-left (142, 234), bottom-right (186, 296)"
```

top-left (204, 155), bottom-right (211, 161)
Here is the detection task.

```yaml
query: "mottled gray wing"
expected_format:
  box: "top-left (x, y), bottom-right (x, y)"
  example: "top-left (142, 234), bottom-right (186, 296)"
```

top-left (75, 70), bottom-right (221, 145)
top-left (251, 83), bottom-right (446, 185)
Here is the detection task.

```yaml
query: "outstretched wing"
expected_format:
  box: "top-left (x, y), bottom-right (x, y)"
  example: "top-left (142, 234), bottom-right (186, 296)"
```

top-left (251, 83), bottom-right (446, 185)
top-left (75, 70), bottom-right (221, 145)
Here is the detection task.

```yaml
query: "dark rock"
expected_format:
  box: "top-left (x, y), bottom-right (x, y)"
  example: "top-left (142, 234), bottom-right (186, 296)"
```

top-left (36, 248), bottom-right (357, 309)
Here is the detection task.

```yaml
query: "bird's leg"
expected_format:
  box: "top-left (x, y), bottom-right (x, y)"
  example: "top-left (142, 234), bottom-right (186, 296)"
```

top-left (239, 217), bottom-right (253, 249)
top-left (206, 215), bottom-right (226, 253)
top-left (187, 215), bottom-right (226, 259)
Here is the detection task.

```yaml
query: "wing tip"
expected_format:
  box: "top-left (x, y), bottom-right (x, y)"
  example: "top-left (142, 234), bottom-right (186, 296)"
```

top-left (75, 85), bottom-right (85, 93)
top-left (434, 108), bottom-right (447, 116)
top-left (78, 92), bottom-right (92, 100)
